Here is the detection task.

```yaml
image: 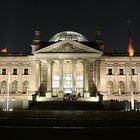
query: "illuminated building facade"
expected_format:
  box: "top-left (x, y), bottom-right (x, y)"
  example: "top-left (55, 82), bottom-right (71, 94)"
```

top-left (0, 29), bottom-right (140, 109)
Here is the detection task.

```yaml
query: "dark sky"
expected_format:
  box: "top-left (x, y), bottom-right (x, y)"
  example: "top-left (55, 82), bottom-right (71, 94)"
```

top-left (0, 0), bottom-right (140, 54)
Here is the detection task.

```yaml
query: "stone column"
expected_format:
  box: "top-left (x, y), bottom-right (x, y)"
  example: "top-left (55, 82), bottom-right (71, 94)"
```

top-left (46, 60), bottom-right (52, 98)
top-left (35, 61), bottom-right (40, 90)
top-left (72, 59), bottom-right (77, 94)
top-left (39, 61), bottom-right (47, 96)
top-left (83, 60), bottom-right (90, 97)
top-left (43, 61), bottom-right (47, 82)
top-left (58, 59), bottom-right (64, 97)
top-left (40, 61), bottom-right (43, 84)
top-left (92, 61), bottom-right (96, 83)
top-left (95, 60), bottom-right (100, 90)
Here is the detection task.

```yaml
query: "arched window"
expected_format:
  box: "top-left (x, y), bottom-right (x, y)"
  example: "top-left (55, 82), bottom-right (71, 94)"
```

top-left (107, 81), bottom-right (114, 95)
top-left (0, 81), bottom-right (7, 94)
top-left (12, 80), bottom-right (18, 94)
top-left (118, 81), bottom-right (125, 94)
top-left (23, 81), bottom-right (29, 94)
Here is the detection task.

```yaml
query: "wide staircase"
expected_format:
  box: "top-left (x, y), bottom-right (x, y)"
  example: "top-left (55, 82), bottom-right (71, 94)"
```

top-left (28, 100), bottom-right (104, 110)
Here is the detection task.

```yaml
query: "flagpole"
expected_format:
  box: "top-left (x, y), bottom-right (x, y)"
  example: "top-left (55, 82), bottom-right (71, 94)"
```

top-left (130, 56), bottom-right (134, 110)
top-left (127, 19), bottom-right (135, 110)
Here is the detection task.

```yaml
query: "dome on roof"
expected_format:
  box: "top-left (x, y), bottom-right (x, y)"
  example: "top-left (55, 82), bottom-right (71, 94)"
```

top-left (49, 31), bottom-right (88, 42)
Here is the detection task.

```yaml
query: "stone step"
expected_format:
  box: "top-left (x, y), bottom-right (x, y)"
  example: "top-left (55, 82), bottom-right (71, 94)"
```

top-left (29, 101), bottom-right (104, 110)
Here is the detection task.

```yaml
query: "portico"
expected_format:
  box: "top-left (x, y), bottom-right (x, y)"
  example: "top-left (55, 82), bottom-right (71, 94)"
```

top-left (33, 39), bottom-right (103, 99)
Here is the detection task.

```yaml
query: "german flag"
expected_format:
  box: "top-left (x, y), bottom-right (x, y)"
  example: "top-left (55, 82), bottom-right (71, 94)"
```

top-left (128, 33), bottom-right (134, 57)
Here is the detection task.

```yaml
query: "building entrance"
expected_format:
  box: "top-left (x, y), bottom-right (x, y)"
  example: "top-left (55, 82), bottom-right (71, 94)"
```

top-left (52, 60), bottom-right (84, 96)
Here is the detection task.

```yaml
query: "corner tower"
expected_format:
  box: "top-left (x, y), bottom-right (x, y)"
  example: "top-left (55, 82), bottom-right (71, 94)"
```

top-left (31, 28), bottom-right (41, 53)
top-left (95, 28), bottom-right (105, 52)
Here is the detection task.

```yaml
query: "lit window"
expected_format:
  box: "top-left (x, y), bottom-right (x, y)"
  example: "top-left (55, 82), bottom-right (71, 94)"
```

top-left (1, 81), bottom-right (7, 93)
top-left (2, 68), bottom-right (6, 75)
top-left (108, 69), bottom-right (112, 75)
top-left (12, 81), bottom-right (18, 94)
top-left (13, 68), bottom-right (17, 75)
top-left (24, 68), bottom-right (28, 75)
top-left (119, 69), bottom-right (123, 75)
top-left (52, 75), bottom-right (60, 80)
top-left (52, 75), bottom-right (60, 88)
top-left (23, 81), bottom-right (29, 94)
top-left (64, 74), bottom-right (72, 80)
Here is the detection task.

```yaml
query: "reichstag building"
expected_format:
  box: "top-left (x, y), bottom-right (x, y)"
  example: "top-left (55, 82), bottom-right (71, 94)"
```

top-left (0, 29), bottom-right (140, 109)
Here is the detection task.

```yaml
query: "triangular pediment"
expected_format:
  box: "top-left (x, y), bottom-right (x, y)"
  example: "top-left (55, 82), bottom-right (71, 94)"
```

top-left (35, 40), bottom-right (102, 54)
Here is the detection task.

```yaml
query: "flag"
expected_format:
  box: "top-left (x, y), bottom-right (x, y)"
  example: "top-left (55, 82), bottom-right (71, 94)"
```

top-left (0, 48), bottom-right (8, 53)
top-left (128, 33), bottom-right (134, 57)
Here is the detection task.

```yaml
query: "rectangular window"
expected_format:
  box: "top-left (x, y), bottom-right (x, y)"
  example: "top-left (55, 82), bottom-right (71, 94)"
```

top-left (132, 68), bottom-right (135, 75)
top-left (2, 68), bottom-right (6, 75)
top-left (119, 69), bottom-right (124, 75)
top-left (24, 68), bottom-right (28, 75)
top-left (108, 68), bottom-right (112, 75)
top-left (77, 74), bottom-right (83, 80)
top-left (13, 68), bottom-right (17, 75)
top-left (52, 75), bottom-right (60, 88)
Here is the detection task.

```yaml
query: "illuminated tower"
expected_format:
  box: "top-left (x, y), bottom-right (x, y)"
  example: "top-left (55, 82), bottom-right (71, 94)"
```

top-left (31, 28), bottom-right (41, 53)
top-left (95, 28), bottom-right (105, 52)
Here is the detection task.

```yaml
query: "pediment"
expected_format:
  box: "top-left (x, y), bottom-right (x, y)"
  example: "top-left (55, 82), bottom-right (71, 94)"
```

top-left (45, 42), bottom-right (90, 53)
top-left (35, 40), bottom-right (102, 54)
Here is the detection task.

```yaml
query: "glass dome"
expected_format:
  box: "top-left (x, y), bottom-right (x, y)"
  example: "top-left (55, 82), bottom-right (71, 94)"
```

top-left (49, 31), bottom-right (88, 42)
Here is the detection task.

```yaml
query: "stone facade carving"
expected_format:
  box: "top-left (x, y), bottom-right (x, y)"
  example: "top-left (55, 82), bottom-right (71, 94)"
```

top-left (48, 43), bottom-right (89, 53)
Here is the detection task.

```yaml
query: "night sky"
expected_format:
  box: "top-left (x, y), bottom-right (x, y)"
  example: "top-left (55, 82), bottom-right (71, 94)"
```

top-left (0, 0), bottom-right (140, 54)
